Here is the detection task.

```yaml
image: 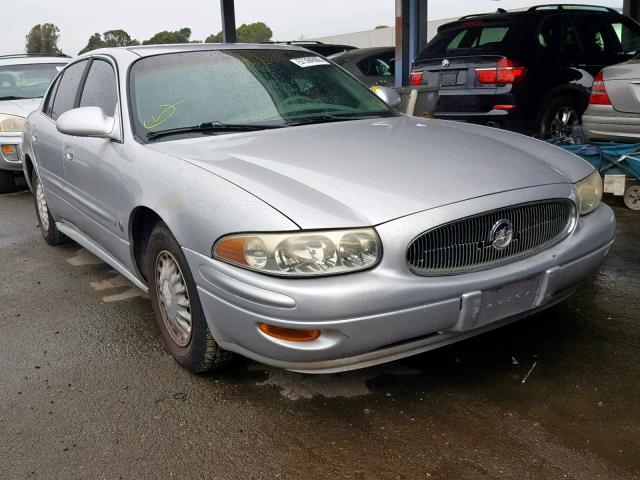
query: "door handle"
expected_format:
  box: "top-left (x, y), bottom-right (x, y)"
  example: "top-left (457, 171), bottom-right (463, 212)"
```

top-left (64, 146), bottom-right (74, 161)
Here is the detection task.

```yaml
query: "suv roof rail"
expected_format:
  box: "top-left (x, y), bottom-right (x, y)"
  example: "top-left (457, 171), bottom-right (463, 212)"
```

top-left (459, 8), bottom-right (508, 21)
top-left (0, 53), bottom-right (71, 59)
top-left (527, 4), bottom-right (618, 13)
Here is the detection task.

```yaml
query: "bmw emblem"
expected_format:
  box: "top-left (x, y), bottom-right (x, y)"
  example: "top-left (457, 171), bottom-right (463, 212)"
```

top-left (490, 220), bottom-right (514, 250)
top-left (442, 58), bottom-right (450, 69)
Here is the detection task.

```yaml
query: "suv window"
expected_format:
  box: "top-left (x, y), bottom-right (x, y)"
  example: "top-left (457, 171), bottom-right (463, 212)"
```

top-left (538, 15), bottom-right (580, 53)
top-left (416, 22), bottom-right (515, 60)
top-left (356, 51), bottom-right (395, 77)
top-left (79, 60), bottom-right (118, 116)
top-left (51, 60), bottom-right (89, 120)
top-left (570, 15), bottom-right (640, 55)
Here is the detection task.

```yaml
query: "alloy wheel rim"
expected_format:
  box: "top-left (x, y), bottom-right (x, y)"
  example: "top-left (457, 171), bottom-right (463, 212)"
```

top-left (549, 106), bottom-right (579, 140)
top-left (36, 180), bottom-right (50, 232)
top-left (155, 250), bottom-right (192, 347)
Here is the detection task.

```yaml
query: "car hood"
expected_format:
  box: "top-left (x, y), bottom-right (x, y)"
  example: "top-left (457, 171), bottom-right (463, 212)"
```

top-left (148, 116), bottom-right (593, 229)
top-left (0, 97), bottom-right (42, 117)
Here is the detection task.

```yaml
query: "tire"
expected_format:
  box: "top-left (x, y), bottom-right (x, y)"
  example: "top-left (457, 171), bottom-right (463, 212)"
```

top-left (146, 222), bottom-right (232, 372)
top-left (624, 185), bottom-right (640, 211)
top-left (0, 169), bottom-right (17, 194)
top-left (539, 96), bottom-right (583, 141)
top-left (32, 172), bottom-right (69, 245)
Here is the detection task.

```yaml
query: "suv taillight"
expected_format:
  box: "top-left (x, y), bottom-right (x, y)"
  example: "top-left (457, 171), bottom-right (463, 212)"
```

top-left (590, 71), bottom-right (612, 105)
top-left (475, 59), bottom-right (526, 85)
top-left (409, 71), bottom-right (423, 86)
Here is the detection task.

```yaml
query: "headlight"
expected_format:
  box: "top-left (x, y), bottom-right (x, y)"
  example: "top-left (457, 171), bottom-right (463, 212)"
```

top-left (574, 170), bottom-right (603, 215)
top-left (0, 114), bottom-right (26, 133)
top-left (213, 228), bottom-right (381, 277)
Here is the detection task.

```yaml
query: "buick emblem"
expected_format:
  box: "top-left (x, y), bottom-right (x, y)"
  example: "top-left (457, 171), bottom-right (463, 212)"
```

top-left (490, 220), bottom-right (514, 250)
top-left (442, 59), bottom-right (450, 69)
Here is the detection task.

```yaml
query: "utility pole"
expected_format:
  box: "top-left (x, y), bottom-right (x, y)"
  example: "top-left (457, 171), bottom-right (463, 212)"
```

top-left (220, 0), bottom-right (237, 43)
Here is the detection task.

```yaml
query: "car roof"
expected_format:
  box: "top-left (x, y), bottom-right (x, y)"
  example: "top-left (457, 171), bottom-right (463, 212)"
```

top-left (123, 43), bottom-right (312, 57)
top-left (438, 6), bottom-right (623, 33)
top-left (0, 54), bottom-right (71, 67)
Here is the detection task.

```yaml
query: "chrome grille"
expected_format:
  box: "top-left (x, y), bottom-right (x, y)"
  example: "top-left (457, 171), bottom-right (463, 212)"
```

top-left (406, 200), bottom-right (575, 275)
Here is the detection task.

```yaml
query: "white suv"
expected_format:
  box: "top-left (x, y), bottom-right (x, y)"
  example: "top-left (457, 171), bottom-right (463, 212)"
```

top-left (0, 54), bottom-right (70, 193)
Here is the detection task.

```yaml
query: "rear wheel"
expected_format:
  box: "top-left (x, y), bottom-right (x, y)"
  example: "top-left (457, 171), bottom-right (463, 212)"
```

top-left (146, 222), bottom-right (232, 372)
top-left (539, 96), bottom-right (582, 141)
top-left (32, 172), bottom-right (68, 245)
top-left (0, 170), bottom-right (17, 194)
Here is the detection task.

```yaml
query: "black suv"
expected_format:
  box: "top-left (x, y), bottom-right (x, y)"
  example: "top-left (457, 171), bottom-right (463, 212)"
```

top-left (410, 4), bottom-right (640, 138)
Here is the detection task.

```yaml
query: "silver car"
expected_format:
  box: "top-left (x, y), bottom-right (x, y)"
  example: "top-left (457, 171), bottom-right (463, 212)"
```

top-left (21, 44), bottom-right (614, 374)
top-left (584, 58), bottom-right (640, 142)
top-left (1, 54), bottom-right (70, 193)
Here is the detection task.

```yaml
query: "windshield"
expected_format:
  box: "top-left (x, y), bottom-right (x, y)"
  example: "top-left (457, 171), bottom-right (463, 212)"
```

top-left (0, 63), bottom-right (65, 100)
top-left (128, 49), bottom-right (397, 141)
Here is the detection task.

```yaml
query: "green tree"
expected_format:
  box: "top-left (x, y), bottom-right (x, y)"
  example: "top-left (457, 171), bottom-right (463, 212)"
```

top-left (103, 29), bottom-right (140, 48)
top-left (78, 33), bottom-right (105, 54)
top-left (25, 23), bottom-right (62, 54)
top-left (79, 29), bottom-right (139, 55)
top-left (206, 21), bottom-right (273, 43)
top-left (143, 27), bottom-right (192, 45)
top-left (375, 25), bottom-right (389, 30)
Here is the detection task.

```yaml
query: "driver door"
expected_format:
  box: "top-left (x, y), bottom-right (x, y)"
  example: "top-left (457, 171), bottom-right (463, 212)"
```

top-left (61, 57), bottom-right (122, 253)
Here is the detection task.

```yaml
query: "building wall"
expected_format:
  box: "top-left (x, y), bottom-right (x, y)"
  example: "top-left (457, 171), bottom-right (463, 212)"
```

top-left (309, 15), bottom-right (460, 48)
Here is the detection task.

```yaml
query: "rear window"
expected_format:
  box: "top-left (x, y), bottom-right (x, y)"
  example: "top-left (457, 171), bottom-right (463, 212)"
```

top-left (416, 22), bottom-right (516, 60)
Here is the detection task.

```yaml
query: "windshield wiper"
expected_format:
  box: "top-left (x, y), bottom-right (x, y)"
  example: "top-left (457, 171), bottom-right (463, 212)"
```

top-left (0, 96), bottom-right (31, 101)
top-left (287, 113), bottom-right (392, 127)
top-left (146, 121), bottom-right (284, 141)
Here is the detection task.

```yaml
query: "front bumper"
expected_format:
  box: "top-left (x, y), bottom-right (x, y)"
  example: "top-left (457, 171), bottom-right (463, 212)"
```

top-left (0, 132), bottom-right (24, 172)
top-left (185, 185), bottom-right (615, 373)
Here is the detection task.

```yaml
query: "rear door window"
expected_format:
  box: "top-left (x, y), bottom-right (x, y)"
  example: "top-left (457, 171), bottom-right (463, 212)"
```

top-left (570, 14), bottom-right (640, 55)
top-left (416, 22), bottom-right (515, 60)
top-left (537, 15), bottom-right (581, 53)
top-left (51, 60), bottom-right (89, 120)
top-left (356, 51), bottom-right (395, 77)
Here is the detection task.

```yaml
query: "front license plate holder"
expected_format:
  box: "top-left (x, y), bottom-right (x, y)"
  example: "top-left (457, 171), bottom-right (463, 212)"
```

top-left (477, 276), bottom-right (541, 327)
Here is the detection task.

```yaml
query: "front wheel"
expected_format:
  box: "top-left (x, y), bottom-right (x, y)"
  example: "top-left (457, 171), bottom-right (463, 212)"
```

top-left (539, 96), bottom-right (582, 141)
top-left (146, 222), bottom-right (232, 372)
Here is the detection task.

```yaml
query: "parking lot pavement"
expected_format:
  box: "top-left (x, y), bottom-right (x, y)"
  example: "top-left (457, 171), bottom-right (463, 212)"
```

top-left (0, 189), bottom-right (638, 480)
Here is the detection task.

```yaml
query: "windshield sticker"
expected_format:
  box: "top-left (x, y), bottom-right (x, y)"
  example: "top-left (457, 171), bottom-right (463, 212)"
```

top-left (290, 57), bottom-right (330, 68)
top-left (143, 100), bottom-right (185, 129)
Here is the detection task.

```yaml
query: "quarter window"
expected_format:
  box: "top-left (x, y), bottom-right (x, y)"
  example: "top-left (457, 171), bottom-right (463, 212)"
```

top-left (79, 60), bottom-right (118, 117)
top-left (51, 60), bottom-right (89, 120)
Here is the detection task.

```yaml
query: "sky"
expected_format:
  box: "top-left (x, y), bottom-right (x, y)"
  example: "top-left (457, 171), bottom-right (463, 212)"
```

top-left (2, 0), bottom-right (623, 56)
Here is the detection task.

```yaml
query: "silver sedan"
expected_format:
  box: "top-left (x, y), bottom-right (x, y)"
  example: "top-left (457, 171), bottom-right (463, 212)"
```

top-left (584, 58), bottom-right (640, 142)
top-left (21, 44), bottom-right (614, 374)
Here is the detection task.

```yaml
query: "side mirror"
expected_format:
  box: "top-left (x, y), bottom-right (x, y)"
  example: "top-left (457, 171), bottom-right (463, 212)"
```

top-left (372, 86), bottom-right (402, 108)
top-left (56, 106), bottom-right (121, 141)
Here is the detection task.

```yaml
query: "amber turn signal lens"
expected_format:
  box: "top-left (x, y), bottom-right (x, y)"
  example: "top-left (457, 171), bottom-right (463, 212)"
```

top-left (1, 145), bottom-right (16, 154)
top-left (214, 237), bottom-right (248, 265)
top-left (258, 323), bottom-right (321, 342)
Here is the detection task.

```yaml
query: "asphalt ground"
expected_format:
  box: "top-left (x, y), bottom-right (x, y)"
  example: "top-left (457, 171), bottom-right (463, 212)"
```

top-left (1, 188), bottom-right (638, 480)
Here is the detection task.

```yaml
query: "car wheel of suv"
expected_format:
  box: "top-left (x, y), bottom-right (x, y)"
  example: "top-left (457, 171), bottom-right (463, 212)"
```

top-left (32, 172), bottom-right (69, 245)
top-left (0, 170), bottom-right (17, 194)
top-left (540, 96), bottom-right (582, 141)
top-left (147, 222), bottom-right (233, 372)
